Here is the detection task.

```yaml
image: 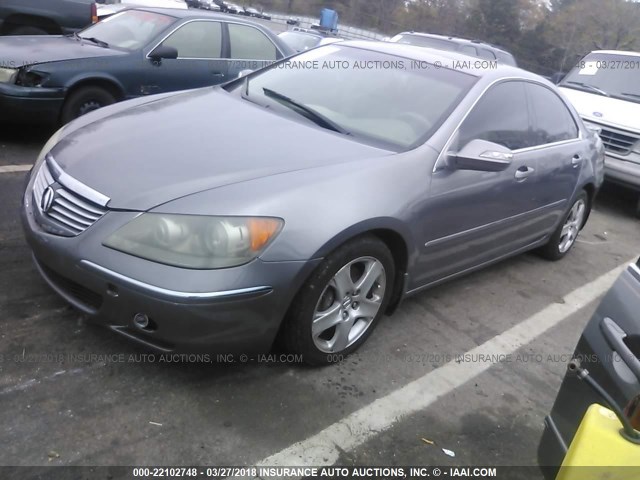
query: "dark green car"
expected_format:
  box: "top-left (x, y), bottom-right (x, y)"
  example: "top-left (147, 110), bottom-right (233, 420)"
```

top-left (0, 7), bottom-right (293, 124)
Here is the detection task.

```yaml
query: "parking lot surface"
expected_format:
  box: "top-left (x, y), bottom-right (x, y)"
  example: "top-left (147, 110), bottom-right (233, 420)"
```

top-left (1, 123), bottom-right (639, 477)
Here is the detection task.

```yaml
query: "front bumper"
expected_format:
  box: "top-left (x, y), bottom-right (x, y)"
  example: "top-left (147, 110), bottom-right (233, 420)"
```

top-left (604, 154), bottom-right (640, 190)
top-left (0, 82), bottom-right (65, 124)
top-left (21, 182), bottom-right (319, 354)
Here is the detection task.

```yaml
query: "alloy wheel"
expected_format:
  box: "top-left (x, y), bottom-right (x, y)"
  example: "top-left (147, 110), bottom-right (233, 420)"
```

top-left (558, 198), bottom-right (586, 253)
top-left (312, 256), bottom-right (386, 354)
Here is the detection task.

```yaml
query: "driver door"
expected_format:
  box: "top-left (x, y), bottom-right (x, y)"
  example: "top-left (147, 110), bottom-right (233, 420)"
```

top-left (142, 20), bottom-right (229, 95)
top-left (414, 81), bottom-right (544, 287)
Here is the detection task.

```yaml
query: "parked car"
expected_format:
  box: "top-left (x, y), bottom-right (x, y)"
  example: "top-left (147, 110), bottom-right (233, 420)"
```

top-left (389, 32), bottom-right (517, 67)
top-left (538, 258), bottom-right (640, 479)
top-left (21, 42), bottom-right (603, 365)
top-left (278, 30), bottom-right (342, 53)
top-left (226, 3), bottom-right (241, 14)
top-left (243, 7), bottom-right (260, 17)
top-left (0, 0), bottom-right (97, 36)
top-left (200, 0), bottom-right (221, 11)
top-left (0, 7), bottom-right (293, 125)
top-left (558, 50), bottom-right (640, 217)
top-left (287, 17), bottom-right (300, 26)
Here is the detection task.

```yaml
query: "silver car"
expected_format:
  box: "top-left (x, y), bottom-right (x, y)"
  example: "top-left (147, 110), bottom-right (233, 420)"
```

top-left (21, 42), bottom-right (604, 365)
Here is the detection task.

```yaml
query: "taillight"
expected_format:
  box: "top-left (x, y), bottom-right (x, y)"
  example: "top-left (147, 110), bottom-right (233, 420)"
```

top-left (91, 2), bottom-right (98, 23)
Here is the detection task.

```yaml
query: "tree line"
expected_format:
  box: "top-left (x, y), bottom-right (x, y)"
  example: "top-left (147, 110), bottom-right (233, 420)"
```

top-left (249, 0), bottom-right (640, 75)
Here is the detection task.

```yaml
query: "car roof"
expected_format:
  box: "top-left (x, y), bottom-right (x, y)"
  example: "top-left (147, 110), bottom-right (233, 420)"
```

top-left (340, 40), bottom-right (533, 80)
top-left (395, 31), bottom-right (513, 56)
top-left (589, 50), bottom-right (640, 57)
top-left (130, 6), bottom-right (257, 23)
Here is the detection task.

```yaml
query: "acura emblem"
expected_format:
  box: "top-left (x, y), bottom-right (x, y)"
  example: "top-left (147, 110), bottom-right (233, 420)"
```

top-left (41, 186), bottom-right (55, 212)
top-left (593, 111), bottom-right (603, 118)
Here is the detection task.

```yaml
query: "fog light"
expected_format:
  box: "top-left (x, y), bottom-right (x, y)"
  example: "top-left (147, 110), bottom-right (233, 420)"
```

top-left (133, 313), bottom-right (150, 329)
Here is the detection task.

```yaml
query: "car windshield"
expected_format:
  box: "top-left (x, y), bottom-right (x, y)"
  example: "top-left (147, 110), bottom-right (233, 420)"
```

top-left (234, 45), bottom-right (477, 150)
top-left (78, 10), bottom-right (175, 51)
top-left (561, 53), bottom-right (640, 103)
top-left (278, 32), bottom-right (322, 52)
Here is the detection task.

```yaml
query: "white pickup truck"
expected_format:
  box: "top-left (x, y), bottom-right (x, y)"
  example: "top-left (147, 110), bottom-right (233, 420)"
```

top-left (558, 50), bottom-right (640, 217)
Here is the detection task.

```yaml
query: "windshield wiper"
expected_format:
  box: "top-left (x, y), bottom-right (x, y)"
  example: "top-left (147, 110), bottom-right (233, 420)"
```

top-left (262, 87), bottom-right (350, 135)
top-left (81, 36), bottom-right (109, 48)
top-left (620, 92), bottom-right (640, 100)
top-left (561, 81), bottom-right (610, 97)
top-left (66, 31), bottom-right (82, 42)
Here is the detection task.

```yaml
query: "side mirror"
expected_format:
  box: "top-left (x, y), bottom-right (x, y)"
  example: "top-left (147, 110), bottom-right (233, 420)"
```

top-left (447, 139), bottom-right (513, 172)
top-left (149, 45), bottom-right (178, 61)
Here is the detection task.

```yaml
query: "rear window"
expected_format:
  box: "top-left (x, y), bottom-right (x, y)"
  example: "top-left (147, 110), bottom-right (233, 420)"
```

top-left (389, 34), bottom-right (458, 52)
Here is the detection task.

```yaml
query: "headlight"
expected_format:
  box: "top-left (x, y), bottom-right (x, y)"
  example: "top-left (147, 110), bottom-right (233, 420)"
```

top-left (103, 214), bottom-right (284, 269)
top-left (16, 69), bottom-right (48, 87)
top-left (0, 67), bottom-right (18, 84)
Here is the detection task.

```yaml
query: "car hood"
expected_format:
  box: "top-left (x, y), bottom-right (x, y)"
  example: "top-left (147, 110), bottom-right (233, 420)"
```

top-left (50, 88), bottom-right (392, 211)
top-left (560, 87), bottom-right (640, 133)
top-left (0, 35), bottom-right (126, 68)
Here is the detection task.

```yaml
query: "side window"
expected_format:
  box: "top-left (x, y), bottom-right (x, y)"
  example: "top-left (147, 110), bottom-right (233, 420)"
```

top-left (228, 24), bottom-right (277, 60)
top-left (527, 83), bottom-right (579, 145)
top-left (458, 81), bottom-right (532, 151)
top-left (162, 21), bottom-right (222, 59)
top-left (459, 45), bottom-right (478, 57)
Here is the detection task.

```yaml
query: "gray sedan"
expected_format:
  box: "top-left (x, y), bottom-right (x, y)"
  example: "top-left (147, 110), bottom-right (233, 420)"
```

top-left (21, 42), bottom-right (605, 365)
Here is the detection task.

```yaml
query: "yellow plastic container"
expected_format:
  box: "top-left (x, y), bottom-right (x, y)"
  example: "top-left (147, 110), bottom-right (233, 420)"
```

top-left (556, 404), bottom-right (640, 480)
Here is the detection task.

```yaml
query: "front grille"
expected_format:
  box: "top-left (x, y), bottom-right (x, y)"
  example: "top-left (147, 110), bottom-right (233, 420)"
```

top-left (38, 260), bottom-right (103, 310)
top-left (33, 160), bottom-right (108, 236)
top-left (597, 125), bottom-right (640, 156)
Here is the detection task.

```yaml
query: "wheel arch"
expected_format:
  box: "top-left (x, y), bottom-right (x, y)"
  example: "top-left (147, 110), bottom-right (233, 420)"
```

top-left (298, 218), bottom-right (414, 316)
top-left (581, 182), bottom-right (596, 228)
top-left (60, 76), bottom-right (126, 122)
top-left (1, 14), bottom-right (61, 34)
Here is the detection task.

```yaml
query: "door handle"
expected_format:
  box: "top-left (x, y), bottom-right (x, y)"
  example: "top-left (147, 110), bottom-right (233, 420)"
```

top-left (601, 317), bottom-right (640, 381)
top-left (211, 71), bottom-right (225, 77)
top-left (572, 155), bottom-right (583, 167)
top-left (514, 166), bottom-right (535, 180)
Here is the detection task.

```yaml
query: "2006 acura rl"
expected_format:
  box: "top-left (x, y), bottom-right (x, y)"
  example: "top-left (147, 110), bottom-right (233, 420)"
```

top-left (22, 42), bottom-right (605, 365)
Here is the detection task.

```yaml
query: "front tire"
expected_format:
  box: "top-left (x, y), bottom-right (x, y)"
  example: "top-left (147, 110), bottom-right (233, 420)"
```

top-left (537, 191), bottom-right (589, 261)
top-left (61, 87), bottom-right (116, 124)
top-left (282, 235), bottom-right (395, 366)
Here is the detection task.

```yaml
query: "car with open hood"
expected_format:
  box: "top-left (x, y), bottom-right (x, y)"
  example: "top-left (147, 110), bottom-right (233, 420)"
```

top-left (22, 42), bottom-right (604, 365)
top-left (0, 7), bottom-right (292, 125)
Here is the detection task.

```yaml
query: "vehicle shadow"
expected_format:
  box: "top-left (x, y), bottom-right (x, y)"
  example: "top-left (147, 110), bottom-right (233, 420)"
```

top-left (0, 123), bottom-right (55, 146)
top-left (594, 183), bottom-right (639, 220)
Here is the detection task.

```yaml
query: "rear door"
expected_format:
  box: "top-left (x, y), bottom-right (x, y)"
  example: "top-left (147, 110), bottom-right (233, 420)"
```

top-left (226, 22), bottom-right (279, 78)
top-left (539, 259), bottom-right (640, 476)
top-left (525, 82), bottom-right (585, 233)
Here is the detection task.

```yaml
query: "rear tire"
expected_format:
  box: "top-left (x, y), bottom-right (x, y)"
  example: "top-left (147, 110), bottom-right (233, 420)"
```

top-left (61, 86), bottom-right (116, 125)
top-left (282, 235), bottom-right (395, 366)
top-left (537, 191), bottom-right (589, 261)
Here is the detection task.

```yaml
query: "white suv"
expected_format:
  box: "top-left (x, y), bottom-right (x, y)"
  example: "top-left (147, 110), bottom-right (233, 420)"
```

top-left (559, 50), bottom-right (640, 216)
